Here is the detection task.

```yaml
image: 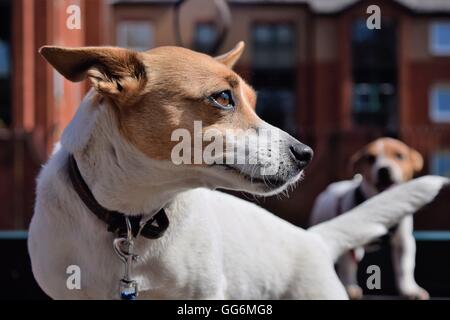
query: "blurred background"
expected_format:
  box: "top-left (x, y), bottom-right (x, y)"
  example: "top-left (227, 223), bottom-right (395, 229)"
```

top-left (1, 0), bottom-right (450, 299)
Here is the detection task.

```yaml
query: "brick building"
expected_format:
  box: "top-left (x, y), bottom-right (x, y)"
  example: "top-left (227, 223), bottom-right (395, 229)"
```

top-left (1, 0), bottom-right (450, 230)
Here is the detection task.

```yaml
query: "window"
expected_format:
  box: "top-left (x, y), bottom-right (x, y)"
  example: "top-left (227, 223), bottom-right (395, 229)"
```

top-left (430, 85), bottom-right (450, 122)
top-left (430, 22), bottom-right (450, 56)
top-left (251, 23), bottom-right (297, 135)
top-left (117, 21), bottom-right (154, 51)
top-left (0, 0), bottom-right (11, 127)
top-left (431, 150), bottom-right (450, 178)
top-left (194, 22), bottom-right (218, 54)
top-left (351, 19), bottom-right (397, 131)
top-left (353, 83), bottom-right (396, 125)
top-left (252, 23), bottom-right (296, 69)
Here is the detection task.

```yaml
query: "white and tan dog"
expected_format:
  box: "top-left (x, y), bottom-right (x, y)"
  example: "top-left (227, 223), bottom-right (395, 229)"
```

top-left (311, 138), bottom-right (427, 299)
top-left (28, 43), bottom-right (447, 299)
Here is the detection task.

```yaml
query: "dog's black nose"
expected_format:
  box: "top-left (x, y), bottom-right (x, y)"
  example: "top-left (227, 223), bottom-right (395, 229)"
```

top-left (377, 167), bottom-right (392, 183)
top-left (289, 143), bottom-right (314, 170)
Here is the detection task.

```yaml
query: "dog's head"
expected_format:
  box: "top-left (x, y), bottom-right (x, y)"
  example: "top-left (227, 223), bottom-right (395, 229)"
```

top-left (40, 43), bottom-right (312, 195)
top-left (351, 137), bottom-right (423, 193)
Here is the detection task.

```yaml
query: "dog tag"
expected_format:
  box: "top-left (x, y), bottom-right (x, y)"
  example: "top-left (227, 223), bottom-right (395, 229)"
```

top-left (113, 217), bottom-right (140, 300)
top-left (120, 279), bottom-right (138, 300)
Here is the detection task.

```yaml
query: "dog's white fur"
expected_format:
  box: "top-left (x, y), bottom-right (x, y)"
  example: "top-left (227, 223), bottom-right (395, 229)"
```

top-left (28, 90), bottom-right (448, 299)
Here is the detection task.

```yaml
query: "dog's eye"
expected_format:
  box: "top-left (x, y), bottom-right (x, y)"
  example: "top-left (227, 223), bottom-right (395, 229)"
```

top-left (396, 152), bottom-right (405, 160)
top-left (366, 154), bottom-right (376, 164)
top-left (209, 90), bottom-right (235, 110)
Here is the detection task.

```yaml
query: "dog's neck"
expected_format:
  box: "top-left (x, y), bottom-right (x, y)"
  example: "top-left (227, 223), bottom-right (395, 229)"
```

top-left (60, 90), bottom-right (201, 216)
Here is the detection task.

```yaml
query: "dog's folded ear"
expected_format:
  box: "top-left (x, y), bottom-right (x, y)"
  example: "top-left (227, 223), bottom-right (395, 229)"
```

top-left (39, 46), bottom-right (147, 105)
top-left (350, 148), bottom-right (366, 175)
top-left (215, 41), bottom-right (245, 69)
top-left (410, 148), bottom-right (424, 173)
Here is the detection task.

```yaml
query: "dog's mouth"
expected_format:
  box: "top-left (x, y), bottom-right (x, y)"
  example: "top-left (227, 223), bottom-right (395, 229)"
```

top-left (217, 164), bottom-right (289, 189)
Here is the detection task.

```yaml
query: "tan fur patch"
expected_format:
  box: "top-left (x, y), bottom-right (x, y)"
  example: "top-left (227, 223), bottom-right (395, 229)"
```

top-left (40, 43), bottom-right (261, 163)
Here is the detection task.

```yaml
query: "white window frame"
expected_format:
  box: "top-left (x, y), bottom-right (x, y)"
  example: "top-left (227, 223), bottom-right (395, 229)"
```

top-left (430, 84), bottom-right (450, 123)
top-left (430, 22), bottom-right (450, 56)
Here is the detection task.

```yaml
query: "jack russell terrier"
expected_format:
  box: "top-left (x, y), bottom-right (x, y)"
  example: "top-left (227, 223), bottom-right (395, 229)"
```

top-left (310, 138), bottom-right (428, 299)
top-left (28, 43), bottom-right (448, 299)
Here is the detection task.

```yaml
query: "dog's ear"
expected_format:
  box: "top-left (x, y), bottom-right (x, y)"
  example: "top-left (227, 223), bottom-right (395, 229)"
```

top-left (350, 148), bottom-right (367, 175)
top-left (410, 147), bottom-right (424, 173)
top-left (215, 41), bottom-right (245, 69)
top-left (39, 46), bottom-right (147, 105)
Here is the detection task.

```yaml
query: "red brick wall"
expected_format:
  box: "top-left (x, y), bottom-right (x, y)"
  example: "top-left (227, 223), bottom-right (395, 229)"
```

top-left (0, 0), bottom-right (108, 230)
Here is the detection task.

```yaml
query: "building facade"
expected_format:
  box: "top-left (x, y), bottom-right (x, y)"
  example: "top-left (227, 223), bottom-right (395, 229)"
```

top-left (2, 0), bottom-right (450, 230)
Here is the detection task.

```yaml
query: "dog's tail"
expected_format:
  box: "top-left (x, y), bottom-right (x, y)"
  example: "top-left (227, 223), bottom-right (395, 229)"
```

top-left (309, 176), bottom-right (449, 262)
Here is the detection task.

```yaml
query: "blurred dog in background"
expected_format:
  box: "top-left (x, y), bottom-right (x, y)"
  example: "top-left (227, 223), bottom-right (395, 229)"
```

top-left (310, 138), bottom-right (427, 299)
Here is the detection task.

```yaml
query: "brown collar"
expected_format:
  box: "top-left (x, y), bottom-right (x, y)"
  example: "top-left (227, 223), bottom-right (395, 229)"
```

top-left (67, 154), bottom-right (169, 239)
